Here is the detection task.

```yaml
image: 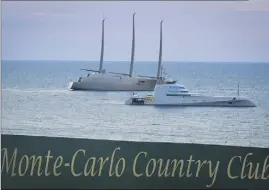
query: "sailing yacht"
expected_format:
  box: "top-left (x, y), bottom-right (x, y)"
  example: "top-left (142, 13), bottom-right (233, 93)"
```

top-left (68, 14), bottom-right (170, 91)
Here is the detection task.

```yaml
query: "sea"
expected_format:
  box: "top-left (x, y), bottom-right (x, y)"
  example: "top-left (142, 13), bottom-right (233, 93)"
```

top-left (1, 60), bottom-right (269, 148)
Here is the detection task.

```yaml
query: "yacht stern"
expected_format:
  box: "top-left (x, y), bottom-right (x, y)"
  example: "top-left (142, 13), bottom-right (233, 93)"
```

top-left (124, 93), bottom-right (147, 105)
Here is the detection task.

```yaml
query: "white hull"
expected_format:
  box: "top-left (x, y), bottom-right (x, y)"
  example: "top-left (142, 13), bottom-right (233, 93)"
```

top-left (125, 95), bottom-right (256, 107)
top-left (68, 74), bottom-right (161, 91)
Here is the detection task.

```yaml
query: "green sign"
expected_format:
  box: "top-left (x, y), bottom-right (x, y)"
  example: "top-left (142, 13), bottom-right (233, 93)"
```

top-left (1, 134), bottom-right (268, 189)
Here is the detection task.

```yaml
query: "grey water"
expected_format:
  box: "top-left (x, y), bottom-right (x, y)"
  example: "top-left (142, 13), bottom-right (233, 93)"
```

top-left (1, 60), bottom-right (269, 148)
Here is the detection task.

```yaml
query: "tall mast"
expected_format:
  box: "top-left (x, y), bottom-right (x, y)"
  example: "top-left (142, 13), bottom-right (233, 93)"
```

top-left (129, 13), bottom-right (136, 77)
top-left (156, 20), bottom-right (163, 83)
top-left (99, 18), bottom-right (105, 73)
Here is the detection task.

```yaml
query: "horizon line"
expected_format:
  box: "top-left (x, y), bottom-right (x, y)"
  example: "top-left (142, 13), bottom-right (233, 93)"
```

top-left (1, 60), bottom-right (269, 64)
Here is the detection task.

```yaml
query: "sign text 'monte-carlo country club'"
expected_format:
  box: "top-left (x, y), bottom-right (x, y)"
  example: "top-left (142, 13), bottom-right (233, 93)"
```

top-left (1, 147), bottom-right (269, 188)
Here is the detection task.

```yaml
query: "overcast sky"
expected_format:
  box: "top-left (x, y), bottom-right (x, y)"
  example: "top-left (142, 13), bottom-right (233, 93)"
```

top-left (2, 0), bottom-right (269, 62)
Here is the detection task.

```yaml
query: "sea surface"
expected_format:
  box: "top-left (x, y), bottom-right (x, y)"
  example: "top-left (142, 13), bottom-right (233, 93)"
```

top-left (1, 60), bottom-right (269, 148)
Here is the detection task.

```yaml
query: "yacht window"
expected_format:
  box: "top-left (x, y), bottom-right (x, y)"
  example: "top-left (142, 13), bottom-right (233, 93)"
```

top-left (139, 81), bottom-right (145, 83)
top-left (166, 81), bottom-right (177, 84)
